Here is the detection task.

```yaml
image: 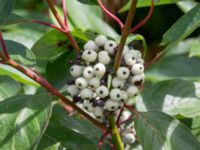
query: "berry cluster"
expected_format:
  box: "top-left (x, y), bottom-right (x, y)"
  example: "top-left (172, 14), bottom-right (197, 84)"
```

top-left (67, 35), bottom-right (145, 122)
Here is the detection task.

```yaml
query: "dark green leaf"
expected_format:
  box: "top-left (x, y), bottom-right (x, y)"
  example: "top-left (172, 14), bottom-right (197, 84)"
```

top-left (161, 4), bottom-right (200, 49)
top-left (0, 0), bottom-right (16, 24)
top-left (135, 111), bottom-right (200, 150)
top-left (0, 94), bottom-right (52, 150)
top-left (0, 40), bottom-right (36, 66)
top-left (0, 13), bottom-right (27, 26)
top-left (38, 104), bottom-right (109, 150)
top-left (77, 0), bottom-right (97, 5)
top-left (191, 116), bottom-right (200, 141)
top-left (0, 76), bottom-right (21, 100)
top-left (137, 79), bottom-right (200, 117)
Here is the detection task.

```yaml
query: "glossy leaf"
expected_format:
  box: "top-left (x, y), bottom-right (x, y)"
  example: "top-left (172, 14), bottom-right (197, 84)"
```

top-left (38, 105), bottom-right (109, 150)
top-left (0, 0), bottom-right (16, 24)
top-left (0, 40), bottom-right (36, 66)
top-left (136, 79), bottom-right (200, 117)
top-left (161, 4), bottom-right (200, 49)
top-left (135, 111), bottom-right (200, 150)
top-left (0, 76), bottom-right (21, 101)
top-left (0, 94), bottom-right (52, 150)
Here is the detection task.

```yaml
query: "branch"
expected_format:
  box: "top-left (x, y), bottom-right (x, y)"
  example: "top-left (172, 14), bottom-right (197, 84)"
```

top-left (130, 0), bottom-right (154, 33)
top-left (114, 0), bottom-right (138, 71)
top-left (0, 32), bottom-right (10, 59)
top-left (97, 0), bottom-right (124, 29)
top-left (62, 0), bottom-right (68, 27)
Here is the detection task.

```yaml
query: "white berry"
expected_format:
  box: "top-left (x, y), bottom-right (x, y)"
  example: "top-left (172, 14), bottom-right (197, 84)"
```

top-left (129, 49), bottom-right (142, 58)
top-left (83, 100), bottom-right (94, 112)
top-left (84, 40), bottom-right (98, 51)
top-left (75, 77), bottom-right (88, 89)
top-left (83, 66), bottom-right (94, 79)
top-left (127, 86), bottom-right (139, 98)
top-left (131, 63), bottom-right (144, 75)
top-left (89, 77), bottom-right (100, 89)
top-left (136, 58), bottom-right (144, 64)
top-left (95, 35), bottom-right (108, 47)
top-left (122, 45), bottom-right (129, 55)
top-left (70, 65), bottom-right (83, 77)
top-left (67, 85), bottom-right (79, 97)
top-left (104, 100), bottom-right (119, 111)
top-left (104, 40), bottom-right (117, 55)
top-left (110, 88), bottom-right (122, 101)
top-left (124, 133), bottom-right (136, 144)
top-left (96, 85), bottom-right (109, 98)
top-left (112, 77), bottom-right (124, 89)
top-left (98, 51), bottom-right (111, 65)
top-left (121, 90), bottom-right (128, 102)
top-left (94, 107), bottom-right (104, 119)
top-left (131, 73), bottom-right (145, 85)
top-left (80, 88), bottom-right (93, 100)
top-left (81, 50), bottom-right (97, 62)
top-left (124, 52), bottom-right (136, 66)
top-left (117, 67), bottom-right (130, 80)
top-left (94, 63), bottom-right (106, 77)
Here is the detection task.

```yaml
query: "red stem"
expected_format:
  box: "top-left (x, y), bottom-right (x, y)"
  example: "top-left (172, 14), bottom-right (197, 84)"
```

top-left (62, 0), bottom-right (68, 27)
top-left (97, 131), bottom-right (110, 148)
top-left (97, 0), bottom-right (124, 29)
top-left (130, 0), bottom-right (154, 33)
top-left (116, 104), bottom-right (125, 125)
top-left (0, 32), bottom-right (10, 60)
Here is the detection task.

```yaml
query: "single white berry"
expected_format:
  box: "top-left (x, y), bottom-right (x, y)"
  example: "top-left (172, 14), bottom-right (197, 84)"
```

top-left (104, 100), bottom-right (119, 111)
top-left (80, 88), bottom-right (93, 100)
top-left (81, 50), bottom-right (97, 62)
top-left (83, 66), bottom-right (94, 79)
top-left (131, 73), bottom-right (145, 85)
top-left (127, 85), bottom-right (139, 98)
top-left (120, 111), bottom-right (131, 122)
top-left (136, 58), bottom-right (144, 64)
top-left (67, 85), bottom-right (79, 97)
top-left (98, 51), bottom-right (111, 65)
top-left (104, 40), bottom-right (117, 55)
top-left (112, 77), bottom-right (125, 89)
top-left (75, 77), bottom-right (88, 89)
top-left (131, 63), bottom-right (144, 75)
top-left (123, 133), bottom-right (136, 144)
top-left (70, 65), bottom-right (83, 77)
top-left (124, 52), bottom-right (136, 66)
top-left (94, 63), bottom-right (106, 77)
top-left (121, 90), bottom-right (128, 102)
top-left (95, 35), bottom-right (108, 47)
top-left (94, 107), bottom-right (104, 119)
top-left (84, 40), bottom-right (98, 51)
top-left (110, 88), bottom-right (122, 101)
top-left (89, 77), bottom-right (100, 89)
top-left (122, 45), bottom-right (129, 55)
top-left (117, 67), bottom-right (130, 80)
top-left (83, 100), bottom-right (94, 112)
top-left (129, 49), bottom-right (142, 58)
top-left (96, 85), bottom-right (109, 98)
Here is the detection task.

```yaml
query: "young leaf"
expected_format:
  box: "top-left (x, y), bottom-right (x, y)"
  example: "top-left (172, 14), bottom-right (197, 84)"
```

top-left (161, 4), bottom-right (200, 49)
top-left (0, 94), bottom-right (52, 150)
top-left (136, 79), bottom-right (200, 118)
top-left (0, 76), bottom-right (21, 100)
top-left (0, 0), bottom-right (16, 24)
top-left (135, 111), bottom-right (200, 150)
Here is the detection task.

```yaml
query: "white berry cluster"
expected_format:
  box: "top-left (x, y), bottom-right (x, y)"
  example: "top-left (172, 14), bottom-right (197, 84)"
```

top-left (67, 35), bottom-right (145, 122)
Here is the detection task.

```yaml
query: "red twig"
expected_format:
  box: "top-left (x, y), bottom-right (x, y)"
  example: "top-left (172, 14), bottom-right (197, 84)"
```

top-left (116, 104), bottom-right (125, 125)
top-left (124, 104), bottom-right (139, 115)
top-left (130, 0), bottom-right (154, 33)
top-left (0, 32), bottom-right (10, 59)
top-left (97, 0), bottom-right (124, 29)
top-left (62, 0), bottom-right (68, 27)
top-left (98, 131), bottom-right (110, 148)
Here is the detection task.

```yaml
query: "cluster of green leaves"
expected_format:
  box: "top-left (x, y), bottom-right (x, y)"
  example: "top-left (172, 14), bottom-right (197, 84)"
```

top-left (0, 0), bottom-right (200, 149)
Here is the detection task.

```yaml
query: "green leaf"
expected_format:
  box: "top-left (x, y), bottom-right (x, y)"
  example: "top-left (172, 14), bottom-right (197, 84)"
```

top-left (0, 76), bottom-right (21, 101)
top-left (0, 13), bottom-right (27, 26)
top-left (0, 40), bottom-right (36, 66)
top-left (0, 94), bottom-right (52, 150)
top-left (66, 0), bottom-right (118, 38)
top-left (191, 116), bottom-right (200, 141)
top-left (145, 53), bottom-right (200, 81)
top-left (188, 38), bottom-right (200, 58)
top-left (120, 0), bottom-right (184, 12)
top-left (38, 104), bottom-right (109, 150)
top-left (43, 143), bottom-right (61, 150)
top-left (77, 0), bottom-right (97, 5)
top-left (161, 4), bottom-right (200, 49)
top-left (135, 111), bottom-right (200, 150)
top-left (0, 0), bottom-right (16, 24)
top-left (0, 64), bottom-right (39, 86)
top-left (136, 79), bottom-right (200, 118)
